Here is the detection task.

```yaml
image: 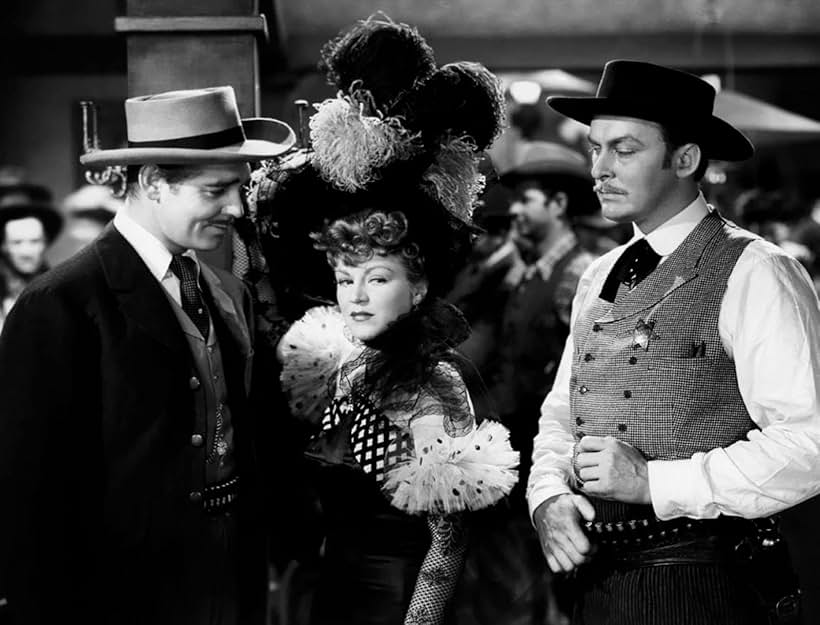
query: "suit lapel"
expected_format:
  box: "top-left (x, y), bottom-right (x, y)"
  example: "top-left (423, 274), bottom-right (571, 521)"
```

top-left (199, 264), bottom-right (251, 358)
top-left (94, 224), bottom-right (189, 357)
top-left (200, 264), bottom-right (253, 397)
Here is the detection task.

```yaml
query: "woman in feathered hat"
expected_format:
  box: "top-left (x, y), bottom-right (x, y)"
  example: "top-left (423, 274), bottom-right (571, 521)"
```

top-left (241, 14), bottom-right (519, 625)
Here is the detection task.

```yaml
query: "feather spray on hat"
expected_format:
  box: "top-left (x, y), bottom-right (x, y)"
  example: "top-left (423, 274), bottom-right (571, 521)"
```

top-left (238, 14), bottom-right (506, 334)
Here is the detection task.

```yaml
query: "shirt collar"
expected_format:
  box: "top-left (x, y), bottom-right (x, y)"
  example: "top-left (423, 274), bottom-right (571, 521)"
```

top-left (114, 209), bottom-right (199, 283)
top-left (631, 192), bottom-right (710, 257)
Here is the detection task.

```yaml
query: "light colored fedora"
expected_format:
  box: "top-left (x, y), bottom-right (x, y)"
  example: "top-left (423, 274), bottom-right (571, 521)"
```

top-left (80, 86), bottom-right (296, 167)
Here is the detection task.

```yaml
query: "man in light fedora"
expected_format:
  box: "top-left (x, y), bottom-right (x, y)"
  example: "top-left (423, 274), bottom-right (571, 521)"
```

top-left (0, 86), bottom-right (295, 625)
top-left (526, 60), bottom-right (820, 624)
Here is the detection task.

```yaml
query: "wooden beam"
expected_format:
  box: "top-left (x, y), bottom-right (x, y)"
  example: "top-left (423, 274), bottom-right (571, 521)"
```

top-left (284, 32), bottom-right (820, 72)
top-left (115, 15), bottom-right (268, 40)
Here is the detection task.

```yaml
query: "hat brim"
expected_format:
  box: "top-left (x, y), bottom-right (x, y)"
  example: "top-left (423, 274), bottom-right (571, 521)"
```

top-left (80, 118), bottom-right (296, 168)
top-left (0, 182), bottom-right (53, 203)
top-left (547, 96), bottom-right (754, 162)
top-left (499, 166), bottom-right (590, 190)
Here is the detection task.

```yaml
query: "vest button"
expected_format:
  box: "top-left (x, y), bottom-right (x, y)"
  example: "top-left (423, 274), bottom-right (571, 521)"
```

top-left (188, 376), bottom-right (201, 390)
top-left (191, 434), bottom-right (204, 447)
top-left (576, 417), bottom-right (584, 426)
top-left (623, 390), bottom-right (632, 399)
top-left (578, 385), bottom-right (589, 395)
top-left (188, 490), bottom-right (203, 504)
top-left (618, 423), bottom-right (628, 432)
top-left (577, 431), bottom-right (586, 439)
top-left (584, 353), bottom-right (594, 362)
top-left (629, 356), bottom-right (638, 365)
top-left (592, 323), bottom-right (602, 332)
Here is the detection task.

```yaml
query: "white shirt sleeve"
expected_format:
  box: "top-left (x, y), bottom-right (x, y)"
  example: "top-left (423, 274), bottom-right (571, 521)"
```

top-left (648, 240), bottom-right (820, 519)
top-left (526, 257), bottom-right (608, 519)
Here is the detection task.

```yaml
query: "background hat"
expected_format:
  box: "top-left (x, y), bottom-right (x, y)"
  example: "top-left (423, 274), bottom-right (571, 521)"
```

top-left (0, 166), bottom-right (53, 208)
top-left (498, 141), bottom-right (601, 220)
top-left (80, 86), bottom-right (296, 167)
top-left (0, 202), bottom-right (64, 243)
top-left (62, 184), bottom-right (123, 225)
top-left (547, 60), bottom-right (754, 162)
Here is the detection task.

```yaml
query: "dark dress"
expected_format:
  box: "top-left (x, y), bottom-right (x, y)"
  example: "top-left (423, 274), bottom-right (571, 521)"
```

top-left (277, 305), bottom-right (519, 625)
top-left (308, 396), bottom-right (430, 625)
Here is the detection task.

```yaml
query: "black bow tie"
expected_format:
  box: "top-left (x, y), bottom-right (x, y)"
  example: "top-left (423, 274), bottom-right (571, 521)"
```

top-left (600, 238), bottom-right (662, 302)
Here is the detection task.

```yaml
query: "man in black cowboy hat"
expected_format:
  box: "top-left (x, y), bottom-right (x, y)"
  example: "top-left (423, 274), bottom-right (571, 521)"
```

top-left (0, 86), bottom-right (295, 625)
top-left (0, 199), bottom-right (63, 332)
top-left (526, 60), bottom-right (820, 625)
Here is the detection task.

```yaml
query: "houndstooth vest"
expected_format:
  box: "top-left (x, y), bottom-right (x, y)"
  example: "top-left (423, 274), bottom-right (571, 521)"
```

top-left (570, 211), bottom-right (757, 521)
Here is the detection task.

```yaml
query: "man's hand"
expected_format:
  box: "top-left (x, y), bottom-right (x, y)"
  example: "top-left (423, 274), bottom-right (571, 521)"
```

top-left (533, 493), bottom-right (596, 573)
top-left (575, 435), bottom-right (650, 504)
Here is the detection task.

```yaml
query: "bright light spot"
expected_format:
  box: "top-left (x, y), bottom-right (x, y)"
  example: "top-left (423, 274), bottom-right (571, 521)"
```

top-left (509, 80), bottom-right (542, 105)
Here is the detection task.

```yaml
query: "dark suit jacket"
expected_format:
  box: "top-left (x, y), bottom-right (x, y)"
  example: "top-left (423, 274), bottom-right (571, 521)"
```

top-left (0, 225), bottom-right (267, 624)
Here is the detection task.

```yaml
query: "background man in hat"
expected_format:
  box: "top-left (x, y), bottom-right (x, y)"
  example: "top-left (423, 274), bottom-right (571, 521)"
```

top-left (488, 141), bottom-right (601, 471)
top-left (0, 199), bottom-right (62, 332)
top-left (446, 142), bottom-right (603, 625)
top-left (0, 86), bottom-right (294, 624)
top-left (527, 60), bottom-right (820, 624)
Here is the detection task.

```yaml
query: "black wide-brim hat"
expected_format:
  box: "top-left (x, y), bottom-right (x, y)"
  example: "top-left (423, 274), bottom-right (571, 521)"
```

top-left (0, 202), bottom-right (64, 243)
top-left (547, 60), bottom-right (754, 162)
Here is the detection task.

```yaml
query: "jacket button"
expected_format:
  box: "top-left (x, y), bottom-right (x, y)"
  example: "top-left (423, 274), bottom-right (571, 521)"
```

top-left (629, 356), bottom-right (638, 365)
top-left (189, 491), bottom-right (203, 504)
top-left (189, 376), bottom-right (200, 390)
top-left (584, 353), bottom-right (594, 362)
top-left (191, 434), bottom-right (204, 447)
top-left (623, 390), bottom-right (632, 399)
top-left (592, 323), bottom-right (602, 332)
top-left (576, 417), bottom-right (584, 426)
top-left (578, 385), bottom-right (589, 395)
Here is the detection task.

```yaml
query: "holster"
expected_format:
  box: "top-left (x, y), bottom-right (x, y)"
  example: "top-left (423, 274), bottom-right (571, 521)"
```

top-left (733, 517), bottom-right (801, 625)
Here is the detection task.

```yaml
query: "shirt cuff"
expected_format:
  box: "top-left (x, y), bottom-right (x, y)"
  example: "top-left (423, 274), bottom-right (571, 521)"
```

top-left (647, 456), bottom-right (718, 520)
top-left (526, 480), bottom-right (573, 525)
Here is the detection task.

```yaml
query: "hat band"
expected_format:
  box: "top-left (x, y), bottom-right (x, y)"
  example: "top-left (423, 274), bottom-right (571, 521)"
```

top-left (128, 125), bottom-right (246, 150)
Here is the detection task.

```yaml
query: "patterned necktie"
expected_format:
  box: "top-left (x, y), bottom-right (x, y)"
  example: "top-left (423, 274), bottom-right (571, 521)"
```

top-left (170, 255), bottom-right (210, 340)
top-left (599, 238), bottom-right (662, 302)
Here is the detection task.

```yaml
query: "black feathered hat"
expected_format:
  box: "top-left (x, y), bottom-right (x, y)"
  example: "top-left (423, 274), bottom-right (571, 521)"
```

top-left (246, 14), bottom-right (506, 321)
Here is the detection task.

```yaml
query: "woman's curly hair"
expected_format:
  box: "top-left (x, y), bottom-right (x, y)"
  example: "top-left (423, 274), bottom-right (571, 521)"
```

top-left (312, 210), bottom-right (426, 284)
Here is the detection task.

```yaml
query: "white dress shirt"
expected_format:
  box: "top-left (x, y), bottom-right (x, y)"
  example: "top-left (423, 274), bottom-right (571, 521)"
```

top-left (113, 210), bottom-right (201, 308)
top-left (527, 193), bottom-right (820, 521)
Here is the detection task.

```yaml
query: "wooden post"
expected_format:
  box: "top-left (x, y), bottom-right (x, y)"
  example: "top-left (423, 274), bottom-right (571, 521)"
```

top-left (118, 0), bottom-right (267, 267)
